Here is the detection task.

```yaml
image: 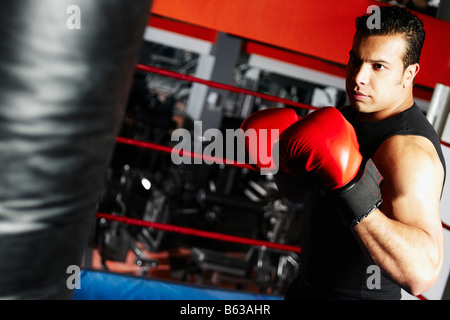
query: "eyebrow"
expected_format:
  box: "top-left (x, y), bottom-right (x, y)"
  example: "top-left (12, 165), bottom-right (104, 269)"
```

top-left (349, 51), bottom-right (392, 65)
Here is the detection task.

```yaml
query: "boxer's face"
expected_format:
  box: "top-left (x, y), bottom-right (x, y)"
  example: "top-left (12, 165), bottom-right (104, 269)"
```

top-left (345, 33), bottom-right (419, 120)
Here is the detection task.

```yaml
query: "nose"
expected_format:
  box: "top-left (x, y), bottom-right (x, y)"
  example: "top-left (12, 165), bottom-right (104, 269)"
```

top-left (353, 63), bottom-right (370, 86)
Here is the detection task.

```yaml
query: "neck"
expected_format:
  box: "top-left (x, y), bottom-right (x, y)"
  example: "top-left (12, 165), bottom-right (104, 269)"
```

top-left (356, 95), bottom-right (414, 122)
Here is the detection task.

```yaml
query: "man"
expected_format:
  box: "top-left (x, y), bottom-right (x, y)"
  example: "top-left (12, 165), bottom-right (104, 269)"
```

top-left (241, 5), bottom-right (445, 299)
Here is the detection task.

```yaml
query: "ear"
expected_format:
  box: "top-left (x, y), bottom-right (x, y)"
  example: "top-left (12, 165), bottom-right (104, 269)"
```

top-left (403, 63), bottom-right (420, 88)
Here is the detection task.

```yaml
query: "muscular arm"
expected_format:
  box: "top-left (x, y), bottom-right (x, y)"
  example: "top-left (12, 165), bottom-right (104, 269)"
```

top-left (352, 135), bottom-right (445, 296)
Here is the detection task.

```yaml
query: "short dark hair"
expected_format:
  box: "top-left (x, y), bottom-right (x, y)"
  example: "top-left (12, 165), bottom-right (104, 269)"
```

top-left (355, 5), bottom-right (425, 69)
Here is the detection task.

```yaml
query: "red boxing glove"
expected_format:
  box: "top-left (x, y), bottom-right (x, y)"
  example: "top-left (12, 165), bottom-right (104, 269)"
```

top-left (279, 107), bottom-right (362, 189)
top-left (279, 107), bottom-right (383, 227)
top-left (240, 108), bottom-right (300, 174)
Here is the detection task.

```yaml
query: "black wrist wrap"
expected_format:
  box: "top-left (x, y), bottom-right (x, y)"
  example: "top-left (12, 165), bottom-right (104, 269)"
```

top-left (326, 159), bottom-right (383, 228)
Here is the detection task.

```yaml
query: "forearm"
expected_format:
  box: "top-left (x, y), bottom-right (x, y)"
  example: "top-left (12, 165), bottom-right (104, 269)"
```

top-left (352, 209), bottom-right (443, 295)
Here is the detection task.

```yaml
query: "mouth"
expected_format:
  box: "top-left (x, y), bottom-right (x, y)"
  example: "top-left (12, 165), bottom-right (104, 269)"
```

top-left (351, 91), bottom-right (370, 101)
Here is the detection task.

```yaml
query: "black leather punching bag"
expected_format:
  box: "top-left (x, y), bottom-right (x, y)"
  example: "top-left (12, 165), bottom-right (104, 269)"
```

top-left (0, 0), bottom-right (152, 299)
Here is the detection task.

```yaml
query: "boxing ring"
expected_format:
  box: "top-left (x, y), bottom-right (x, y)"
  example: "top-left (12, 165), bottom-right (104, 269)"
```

top-left (73, 61), bottom-right (450, 301)
top-left (1, 0), bottom-right (449, 301)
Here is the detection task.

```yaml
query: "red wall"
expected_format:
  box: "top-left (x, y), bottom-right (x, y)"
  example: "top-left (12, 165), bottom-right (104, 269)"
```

top-left (151, 0), bottom-right (450, 91)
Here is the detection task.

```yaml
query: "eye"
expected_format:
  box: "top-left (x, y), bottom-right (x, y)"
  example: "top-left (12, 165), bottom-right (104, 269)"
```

top-left (373, 63), bottom-right (386, 70)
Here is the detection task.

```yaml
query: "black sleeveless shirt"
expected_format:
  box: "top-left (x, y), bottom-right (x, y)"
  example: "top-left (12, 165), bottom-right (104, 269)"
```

top-left (297, 103), bottom-right (446, 300)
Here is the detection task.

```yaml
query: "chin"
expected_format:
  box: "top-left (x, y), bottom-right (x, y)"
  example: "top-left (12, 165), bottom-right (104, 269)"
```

top-left (349, 101), bottom-right (364, 112)
top-left (353, 100), bottom-right (375, 113)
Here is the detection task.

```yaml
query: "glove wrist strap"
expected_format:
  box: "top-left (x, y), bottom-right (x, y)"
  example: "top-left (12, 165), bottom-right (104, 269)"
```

top-left (326, 159), bottom-right (383, 228)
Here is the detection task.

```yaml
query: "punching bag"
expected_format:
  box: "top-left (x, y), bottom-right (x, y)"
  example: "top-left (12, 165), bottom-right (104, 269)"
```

top-left (0, 0), bottom-right (152, 299)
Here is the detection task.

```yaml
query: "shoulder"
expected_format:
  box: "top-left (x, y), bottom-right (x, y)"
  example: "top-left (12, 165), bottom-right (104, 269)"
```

top-left (373, 135), bottom-right (444, 197)
top-left (375, 135), bottom-right (441, 167)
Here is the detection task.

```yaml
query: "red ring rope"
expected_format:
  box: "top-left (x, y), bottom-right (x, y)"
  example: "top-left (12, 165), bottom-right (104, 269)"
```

top-left (441, 140), bottom-right (450, 148)
top-left (115, 136), bottom-right (256, 171)
top-left (96, 212), bottom-right (301, 253)
top-left (443, 222), bottom-right (450, 232)
top-left (136, 63), bottom-right (319, 111)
